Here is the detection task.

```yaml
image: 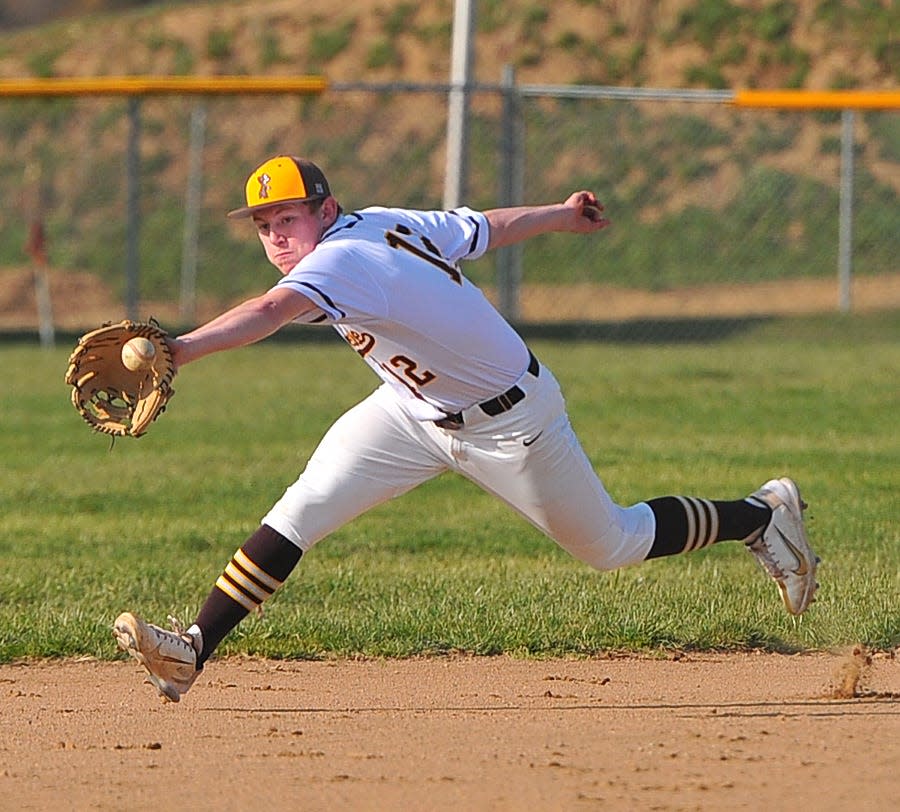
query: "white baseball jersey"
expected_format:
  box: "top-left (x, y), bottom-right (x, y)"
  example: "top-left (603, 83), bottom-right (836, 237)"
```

top-left (273, 206), bottom-right (530, 420)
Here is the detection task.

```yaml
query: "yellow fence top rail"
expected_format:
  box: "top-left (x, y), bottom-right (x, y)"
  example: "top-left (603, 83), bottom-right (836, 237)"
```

top-left (0, 75), bottom-right (328, 96)
top-left (1, 78), bottom-right (896, 108)
top-left (733, 89), bottom-right (900, 110)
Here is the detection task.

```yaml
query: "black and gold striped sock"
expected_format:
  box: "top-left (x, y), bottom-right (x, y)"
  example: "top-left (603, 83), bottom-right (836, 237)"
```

top-left (194, 524), bottom-right (302, 666)
top-left (644, 496), bottom-right (771, 560)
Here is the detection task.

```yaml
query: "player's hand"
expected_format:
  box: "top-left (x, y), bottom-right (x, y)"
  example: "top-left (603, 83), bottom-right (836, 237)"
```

top-left (565, 191), bottom-right (611, 233)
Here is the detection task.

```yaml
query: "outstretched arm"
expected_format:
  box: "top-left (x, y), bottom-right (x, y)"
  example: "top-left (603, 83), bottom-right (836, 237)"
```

top-left (484, 191), bottom-right (611, 251)
top-left (169, 287), bottom-right (316, 367)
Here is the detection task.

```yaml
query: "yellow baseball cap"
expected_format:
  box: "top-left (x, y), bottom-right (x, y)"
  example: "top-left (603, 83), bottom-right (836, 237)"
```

top-left (227, 156), bottom-right (332, 218)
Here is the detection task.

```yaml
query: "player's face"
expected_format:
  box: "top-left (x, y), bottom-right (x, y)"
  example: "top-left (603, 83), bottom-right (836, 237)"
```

top-left (252, 202), bottom-right (328, 274)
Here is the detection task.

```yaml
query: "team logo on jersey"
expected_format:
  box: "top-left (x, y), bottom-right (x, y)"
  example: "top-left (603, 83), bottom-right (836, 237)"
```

top-left (344, 329), bottom-right (376, 357)
top-left (257, 172), bottom-right (272, 200)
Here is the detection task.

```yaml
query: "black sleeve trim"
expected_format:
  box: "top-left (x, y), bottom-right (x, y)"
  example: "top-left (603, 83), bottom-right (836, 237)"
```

top-left (322, 212), bottom-right (362, 240)
top-left (448, 209), bottom-right (482, 256)
top-left (296, 282), bottom-right (346, 319)
top-left (466, 215), bottom-right (481, 255)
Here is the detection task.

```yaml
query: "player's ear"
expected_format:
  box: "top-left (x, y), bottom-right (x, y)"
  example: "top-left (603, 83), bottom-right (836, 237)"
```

top-left (321, 196), bottom-right (341, 223)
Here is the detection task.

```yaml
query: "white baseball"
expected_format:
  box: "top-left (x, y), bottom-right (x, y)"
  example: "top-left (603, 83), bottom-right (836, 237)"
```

top-left (121, 337), bottom-right (157, 371)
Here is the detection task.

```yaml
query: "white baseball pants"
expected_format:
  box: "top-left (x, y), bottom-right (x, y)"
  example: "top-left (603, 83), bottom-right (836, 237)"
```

top-left (262, 362), bottom-right (655, 571)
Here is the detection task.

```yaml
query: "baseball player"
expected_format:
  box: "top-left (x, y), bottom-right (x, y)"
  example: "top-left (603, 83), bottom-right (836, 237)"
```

top-left (114, 155), bottom-right (819, 702)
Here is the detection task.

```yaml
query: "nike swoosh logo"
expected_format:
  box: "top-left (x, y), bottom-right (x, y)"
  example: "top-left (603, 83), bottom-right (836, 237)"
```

top-left (148, 640), bottom-right (195, 665)
top-left (775, 526), bottom-right (809, 576)
top-left (523, 431), bottom-right (543, 447)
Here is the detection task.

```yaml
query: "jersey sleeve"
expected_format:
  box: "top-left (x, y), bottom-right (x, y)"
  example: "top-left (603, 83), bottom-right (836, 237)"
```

top-left (361, 205), bottom-right (490, 264)
top-left (440, 207), bottom-right (491, 262)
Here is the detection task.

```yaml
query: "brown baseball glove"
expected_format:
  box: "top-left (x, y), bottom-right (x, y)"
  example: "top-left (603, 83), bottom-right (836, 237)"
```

top-left (64, 319), bottom-right (176, 437)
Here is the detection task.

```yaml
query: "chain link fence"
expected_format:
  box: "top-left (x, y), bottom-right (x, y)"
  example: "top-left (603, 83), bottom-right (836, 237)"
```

top-left (0, 79), bottom-right (897, 340)
top-left (501, 89), bottom-right (899, 334)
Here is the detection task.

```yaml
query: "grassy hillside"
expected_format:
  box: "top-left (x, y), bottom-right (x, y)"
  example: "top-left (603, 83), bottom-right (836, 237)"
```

top-left (2, 0), bottom-right (896, 88)
top-left (0, 0), bottom-right (896, 304)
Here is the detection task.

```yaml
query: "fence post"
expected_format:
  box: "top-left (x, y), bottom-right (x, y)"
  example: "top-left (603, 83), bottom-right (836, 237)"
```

top-left (180, 101), bottom-right (207, 325)
top-left (23, 161), bottom-right (55, 347)
top-left (838, 108), bottom-right (854, 314)
top-left (443, 0), bottom-right (475, 210)
top-left (125, 96), bottom-right (141, 320)
top-left (496, 65), bottom-right (524, 321)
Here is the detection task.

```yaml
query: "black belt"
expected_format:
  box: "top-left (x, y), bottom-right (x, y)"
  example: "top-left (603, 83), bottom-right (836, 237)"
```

top-left (434, 351), bottom-right (539, 430)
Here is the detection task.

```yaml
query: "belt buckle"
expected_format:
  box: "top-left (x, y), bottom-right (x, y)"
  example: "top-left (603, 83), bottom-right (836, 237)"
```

top-left (434, 412), bottom-right (464, 430)
top-left (496, 392), bottom-right (514, 412)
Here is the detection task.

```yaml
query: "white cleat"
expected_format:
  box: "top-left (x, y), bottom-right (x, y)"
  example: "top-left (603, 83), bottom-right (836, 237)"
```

top-left (746, 477), bottom-right (820, 615)
top-left (113, 612), bottom-right (200, 702)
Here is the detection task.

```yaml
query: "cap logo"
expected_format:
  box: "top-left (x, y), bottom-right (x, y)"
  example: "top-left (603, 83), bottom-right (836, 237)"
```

top-left (257, 172), bottom-right (272, 200)
top-left (314, 182), bottom-right (325, 195)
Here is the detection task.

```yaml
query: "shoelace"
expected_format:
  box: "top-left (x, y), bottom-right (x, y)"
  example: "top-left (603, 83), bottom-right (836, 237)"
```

top-left (166, 615), bottom-right (197, 656)
top-left (748, 536), bottom-right (787, 579)
top-left (745, 491), bottom-right (793, 580)
top-left (167, 615), bottom-right (186, 634)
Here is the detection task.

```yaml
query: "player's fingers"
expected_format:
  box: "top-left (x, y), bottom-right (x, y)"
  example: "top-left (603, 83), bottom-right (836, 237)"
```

top-left (580, 200), bottom-right (610, 229)
top-left (582, 202), bottom-right (605, 222)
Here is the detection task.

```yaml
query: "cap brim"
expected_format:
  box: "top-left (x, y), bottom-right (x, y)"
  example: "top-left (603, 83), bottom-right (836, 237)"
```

top-left (227, 196), bottom-right (324, 219)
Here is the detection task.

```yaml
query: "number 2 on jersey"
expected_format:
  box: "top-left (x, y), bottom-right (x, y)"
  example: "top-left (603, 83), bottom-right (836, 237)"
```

top-left (385, 225), bottom-right (463, 285)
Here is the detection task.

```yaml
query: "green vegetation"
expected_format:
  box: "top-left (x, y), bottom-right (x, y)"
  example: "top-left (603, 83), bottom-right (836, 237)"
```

top-left (307, 17), bottom-right (357, 66)
top-left (258, 30), bottom-right (286, 69)
top-left (753, 1), bottom-right (796, 42)
top-left (382, 2), bottom-right (418, 38)
top-left (367, 39), bottom-right (401, 71)
top-left (815, 0), bottom-right (900, 79)
top-left (674, 0), bottom-right (744, 51)
top-left (205, 27), bottom-right (233, 61)
top-left (1, 314), bottom-right (897, 661)
top-left (142, 32), bottom-right (196, 74)
top-left (670, 0), bottom-right (815, 88)
top-left (25, 45), bottom-right (65, 78)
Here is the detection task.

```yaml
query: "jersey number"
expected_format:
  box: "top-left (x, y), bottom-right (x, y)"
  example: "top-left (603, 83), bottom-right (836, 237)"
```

top-left (390, 355), bottom-right (436, 387)
top-left (385, 225), bottom-right (462, 285)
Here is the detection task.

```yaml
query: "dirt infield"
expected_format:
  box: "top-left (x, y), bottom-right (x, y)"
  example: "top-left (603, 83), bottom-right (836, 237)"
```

top-left (1, 652), bottom-right (897, 810)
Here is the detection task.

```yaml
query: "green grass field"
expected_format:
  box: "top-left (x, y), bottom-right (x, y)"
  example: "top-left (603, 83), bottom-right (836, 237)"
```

top-left (1, 313), bottom-right (897, 662)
